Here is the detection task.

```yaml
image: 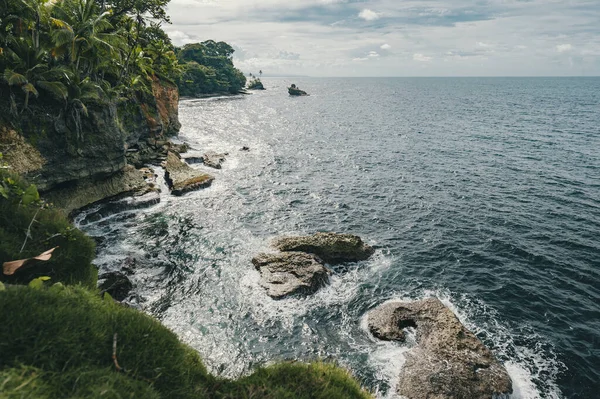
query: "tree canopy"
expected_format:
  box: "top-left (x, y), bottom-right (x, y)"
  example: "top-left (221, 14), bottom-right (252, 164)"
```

top-left (175, 41), bottom-right (246, 96)
top-left (0, 0), bottom-right (246, 123)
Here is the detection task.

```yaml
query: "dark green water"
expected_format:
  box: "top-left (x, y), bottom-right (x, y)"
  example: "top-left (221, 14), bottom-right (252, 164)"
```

top-left (79, 77), bottom-right (600, 398)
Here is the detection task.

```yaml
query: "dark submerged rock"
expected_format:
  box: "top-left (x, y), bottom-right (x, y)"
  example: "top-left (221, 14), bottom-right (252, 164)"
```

top-left (164, 151), bottom-right (214, 195)
top-left (251, 252), bottom-right (330, 299)
top-left (98, 271), bottom-right (133, 301)
top-left (367, 298), bottom-right (513, 399)
top-left (273, 232), bottom-right (374, 264)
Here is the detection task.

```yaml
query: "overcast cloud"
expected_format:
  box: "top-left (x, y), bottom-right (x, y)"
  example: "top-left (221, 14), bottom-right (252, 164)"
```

top-left (164, 0), bottom-right (600, 76)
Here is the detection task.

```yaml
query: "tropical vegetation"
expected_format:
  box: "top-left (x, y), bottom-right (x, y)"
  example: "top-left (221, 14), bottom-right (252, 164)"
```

top-left (0, 0), bottom-right (246, 122)
top-left (175, 40), bottom-right (246, 96)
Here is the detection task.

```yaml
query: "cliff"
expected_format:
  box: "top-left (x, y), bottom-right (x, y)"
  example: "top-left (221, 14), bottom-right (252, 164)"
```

top-left (0, 77), bottom-right (180, 211)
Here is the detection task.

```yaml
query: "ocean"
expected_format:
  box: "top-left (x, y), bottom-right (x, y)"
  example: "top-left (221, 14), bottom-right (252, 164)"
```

top-left (76, 77), bottom-right (600, 398)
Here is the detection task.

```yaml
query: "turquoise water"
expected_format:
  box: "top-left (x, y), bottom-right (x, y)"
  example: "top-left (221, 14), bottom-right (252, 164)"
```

top-left (78, 77), bottom-right (600, 398)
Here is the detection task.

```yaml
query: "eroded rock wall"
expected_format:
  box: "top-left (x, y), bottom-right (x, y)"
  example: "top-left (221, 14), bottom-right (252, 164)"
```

top-left (1, 77), bottom-right (180, 209)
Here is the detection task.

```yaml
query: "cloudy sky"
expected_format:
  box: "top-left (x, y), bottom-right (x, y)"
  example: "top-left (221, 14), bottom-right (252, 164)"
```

top-left (164, 0), bottom-right (600, 77)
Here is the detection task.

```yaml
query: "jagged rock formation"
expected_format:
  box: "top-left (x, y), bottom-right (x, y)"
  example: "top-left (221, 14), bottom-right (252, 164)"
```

top-left (367, 298), bottom-right (513, 399)
top-left (273, 232), bottom-right (375, 264)
top-left (164, 152), bottom-right (214, 195)
top-left (202, 151), bottom-right (227, 169)
top-left (288, 84), bottom-right (308, 96)
top-left (1, 77), bottom-right (181, 206)
top-left (42, 165), bottom-right (157, 216)
top-left (252, 252), bottom-right (330, 299)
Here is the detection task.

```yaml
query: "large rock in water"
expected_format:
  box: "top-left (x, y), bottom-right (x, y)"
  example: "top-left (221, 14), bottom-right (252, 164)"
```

top-left (164, 151), bottom-right (214, 195)
top-left (202, 151), bottom-right (227, 169)
top-left (367, 298), bottom-right (513, 399)
top-left (273, 232), bottom-right (374, 264)
top-left (252, 252), bottom-right (330, 299)
top-left (98, 271), bottom-right (133, 301)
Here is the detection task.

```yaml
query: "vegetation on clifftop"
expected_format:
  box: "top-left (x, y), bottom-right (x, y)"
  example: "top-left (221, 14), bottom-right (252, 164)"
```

top-left (0, 0), bottom-right (181, 120)
top-left (175, 40), bottom-right (246, 96)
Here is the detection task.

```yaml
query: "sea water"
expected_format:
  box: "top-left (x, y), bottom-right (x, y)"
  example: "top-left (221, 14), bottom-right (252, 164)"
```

top-left (76, 77), bottom-right (600, 398)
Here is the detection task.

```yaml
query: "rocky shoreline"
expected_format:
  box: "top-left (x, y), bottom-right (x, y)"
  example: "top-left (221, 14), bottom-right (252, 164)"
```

top-left (2, 81), bottom-right (514, 399)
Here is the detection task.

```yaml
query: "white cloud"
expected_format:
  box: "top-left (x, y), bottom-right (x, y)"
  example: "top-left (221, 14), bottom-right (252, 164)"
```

top-left (380, 44), bottom-right (391, 50)
top-left (413, 53), bottom-right (432, 62)
top-left (477, 42), bottom-right (491, 48)
top-left (368, 51), bottom-right (380, 58)
top-left (352, 57), bottom-right (368, 62)
top-left (556, 44), bottom-right (573, 53)
top-left (358, 9), bottom-right (380, 21)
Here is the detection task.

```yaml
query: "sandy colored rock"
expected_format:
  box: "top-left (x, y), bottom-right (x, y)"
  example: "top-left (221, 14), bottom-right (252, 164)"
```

top-left (273, 232), bottom-right (374, 264)
top-left (202, 151), bottom-right (227, 169)
top-left (0, 127), bottom-right (45, 175)
top-left (252, 252), bottom-right (330, 299)
top-left (368, 298), bottom-right (512, 399)
top-left (164, 151), bottom-right (214, 195)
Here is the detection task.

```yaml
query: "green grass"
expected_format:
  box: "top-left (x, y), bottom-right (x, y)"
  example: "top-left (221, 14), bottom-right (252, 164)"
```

top-left (0, 285), bottom-right (373, 399)
top-left (0, 365), bottom-right (161, 399)
top-left (0, 171), bottom-right (96, 288)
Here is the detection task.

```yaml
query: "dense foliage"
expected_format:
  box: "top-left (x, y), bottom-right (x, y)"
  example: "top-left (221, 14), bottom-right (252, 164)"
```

top-left (0, 0), bottom-right (247, 122)
top-left (176, 40), bottom-right (246, 95)
top-left (0, 285), bottom-right (373, 399)
top-left (0, 0), bottom-right (182, 120)
top-left (0, 169), bottom-right (96, 287)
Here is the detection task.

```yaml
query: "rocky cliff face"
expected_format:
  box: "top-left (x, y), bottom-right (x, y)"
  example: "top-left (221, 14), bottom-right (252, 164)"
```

top-left (0, 77), bottom-right (180, 207)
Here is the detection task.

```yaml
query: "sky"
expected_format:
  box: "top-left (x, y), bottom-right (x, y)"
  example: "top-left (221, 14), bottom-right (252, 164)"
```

top-left (164, 0), bottom-right (600, 77)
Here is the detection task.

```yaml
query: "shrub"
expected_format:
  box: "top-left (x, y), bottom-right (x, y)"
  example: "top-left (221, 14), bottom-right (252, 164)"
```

top-left (0, 170), bottom-right (96, 287)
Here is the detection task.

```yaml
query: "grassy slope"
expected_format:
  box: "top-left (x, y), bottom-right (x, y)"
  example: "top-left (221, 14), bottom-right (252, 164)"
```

top-left (0, 171), bottom-right (372, 399)
top-left (0, 285), bottom-right (372, 399)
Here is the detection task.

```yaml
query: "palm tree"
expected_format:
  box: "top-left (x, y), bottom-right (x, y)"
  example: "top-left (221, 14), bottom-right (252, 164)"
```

top-left (2, 36), bottom-right (69, 113)
top-left (50, 0), bottom-right (119, 75)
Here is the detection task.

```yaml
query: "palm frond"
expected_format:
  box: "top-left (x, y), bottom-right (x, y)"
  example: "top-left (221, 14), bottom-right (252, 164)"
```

top-left (3, 70), bottom-right (28, 86)
top-left (22, 83), bottom-right (39, 97)
top-left (37, 81), bottom-right (68, 101)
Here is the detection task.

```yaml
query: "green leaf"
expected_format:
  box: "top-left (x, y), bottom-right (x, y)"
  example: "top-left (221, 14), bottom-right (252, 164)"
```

top-left (28, 276), bottom-right (51, 289)
top-left (22, 83), bottom-right (39, 97)
top-left (0, 281), bottom-right (5, 291)
top-left (3, 69), bottom-right (27, 86)
top-left (0, 185), bottom-right (8, 199)
top-left (103, 292), bottom-right (113, 302)
top-left (37, 81), bottom-right (68, 101)
top-left (21, 184), bottom-right (39, 205)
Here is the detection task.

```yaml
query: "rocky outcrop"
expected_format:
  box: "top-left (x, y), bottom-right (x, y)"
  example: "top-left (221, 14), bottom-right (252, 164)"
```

top-left (273, 232), bottom-right (374, 264)
top-left (202, 151), bottom-right (227, 169)
top-left (252, 252), bottom-right (330, 299)
top-left (1, 76), bottom-right (180, 212)
top-left (164, 151), bottom-right (214, 195)
top-left (367, 298), bottom-right (512, 399)
top-left (98, 271), bottom-right (133, 301)
top-left (0, 127), bottom-right (45, 175)
top-left (288, 84), bottom-right (308, 96)
top-left (151, 76), bottom-right (181, 136)
top-left (43, 165), bottom-right (157, 216)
